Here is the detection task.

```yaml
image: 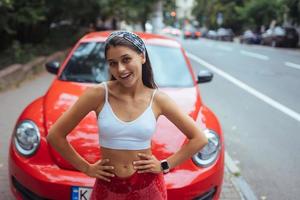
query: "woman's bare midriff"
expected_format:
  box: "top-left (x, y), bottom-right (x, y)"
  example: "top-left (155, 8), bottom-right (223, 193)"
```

top-left (101, 146), bottom-right (152, 178)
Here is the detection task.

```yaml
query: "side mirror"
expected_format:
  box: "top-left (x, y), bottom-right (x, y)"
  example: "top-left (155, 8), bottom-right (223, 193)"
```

top-left (45, 61), bottom-right (60, 75)
top-left (197, 70), bottom-right (213, 84)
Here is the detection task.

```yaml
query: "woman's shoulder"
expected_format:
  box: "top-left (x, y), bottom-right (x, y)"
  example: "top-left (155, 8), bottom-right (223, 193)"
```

top-left (152, 89), bottom-right (173, 110)
top-left (154, 90), bottom-right (181, 116)
top-left (86, 82), bottom-right (105, 94)
top-left (82, 82), bottom-right (106, 104)
top-left (81, 82), bottom-right (109, 112)
top-left (154, 89), bottom-right (168, 102)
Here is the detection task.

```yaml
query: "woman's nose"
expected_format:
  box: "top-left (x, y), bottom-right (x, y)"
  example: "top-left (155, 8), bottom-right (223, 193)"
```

top-left (117, 63), bottom-right (126, 73)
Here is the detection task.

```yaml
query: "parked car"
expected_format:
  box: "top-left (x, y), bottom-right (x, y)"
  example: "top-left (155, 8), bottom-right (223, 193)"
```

top-left (206, 30), bottom-right (218, 40)
top-left (162, 26), bottom-right (182, 36)
top-left (261, 26), bottom-right (299, 48)
top-left (216, 28), bottom-right (234, 41)
top-left (183, 25), bottom-right (201, 39)
top-left (240, 30), bottom-right (261, 44)
top-left (9, 31), bottom-right (224, 200)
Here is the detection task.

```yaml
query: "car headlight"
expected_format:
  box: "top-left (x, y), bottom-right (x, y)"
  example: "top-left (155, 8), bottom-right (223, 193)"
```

top-left (192, 129), bottom-right (221, 167)
top-left (14, 120), bottom-right (40, 156)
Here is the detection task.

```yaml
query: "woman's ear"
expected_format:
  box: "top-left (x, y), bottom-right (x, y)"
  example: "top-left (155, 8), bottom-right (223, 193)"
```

top-left (141, 52), bottom-right (146, 64)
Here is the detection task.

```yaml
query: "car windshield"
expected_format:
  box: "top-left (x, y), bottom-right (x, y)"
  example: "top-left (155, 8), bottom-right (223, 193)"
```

top-left (59, 42), bottom-right (194, 87)
top-left (274, 27), bottom-right (285, 35)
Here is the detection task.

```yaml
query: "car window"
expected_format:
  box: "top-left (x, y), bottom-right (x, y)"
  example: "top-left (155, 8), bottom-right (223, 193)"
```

top-left (244, 30), bottom-right (254, 37)
top-left (285, 28), bottom-right (297, 35)
top-left (60, 42), bottom-right (194, 87)
top-left (60, 42), bottom-right (109, 83)
top-left (146, 45), bottom-right (194, 87)
top-left (274, 27), bottom-right (285, 35)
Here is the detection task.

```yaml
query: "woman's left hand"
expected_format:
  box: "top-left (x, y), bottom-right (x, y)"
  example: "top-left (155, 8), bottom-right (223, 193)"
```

top-left (133, 153), bottom-right (162, 174)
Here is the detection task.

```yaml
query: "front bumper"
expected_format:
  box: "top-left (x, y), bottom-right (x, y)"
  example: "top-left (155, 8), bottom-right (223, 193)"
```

top-left (166, 154), bottom-right (224, 200)
top-left (9, 144), bottom-right (224, 200)
top-left (9, 142), bottom-right (94, 200)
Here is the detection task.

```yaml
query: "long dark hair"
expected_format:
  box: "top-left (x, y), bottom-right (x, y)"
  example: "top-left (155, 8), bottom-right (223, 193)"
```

top-left (104, 37), bottom-right (157, 89)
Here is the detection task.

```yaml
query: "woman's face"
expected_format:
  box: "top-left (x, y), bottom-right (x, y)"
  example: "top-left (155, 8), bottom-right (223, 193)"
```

top-left (106, 45), bottom-right (145, 87)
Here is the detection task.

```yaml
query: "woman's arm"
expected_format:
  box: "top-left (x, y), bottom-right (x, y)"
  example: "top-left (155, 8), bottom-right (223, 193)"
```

top-left (47, 86), bottom-right (103, 173)
top-left (156, 91), bottom-right (208, 170)
top-left (134, 91), bottom-right (208, 173)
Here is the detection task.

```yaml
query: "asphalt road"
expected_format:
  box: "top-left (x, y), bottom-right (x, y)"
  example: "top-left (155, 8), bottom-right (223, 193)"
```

top-left (180, 37), bottom-right (300, 200)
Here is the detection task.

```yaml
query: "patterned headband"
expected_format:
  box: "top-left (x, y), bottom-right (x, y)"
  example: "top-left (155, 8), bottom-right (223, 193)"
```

top-left (105, 30), bottom-right (146, 53)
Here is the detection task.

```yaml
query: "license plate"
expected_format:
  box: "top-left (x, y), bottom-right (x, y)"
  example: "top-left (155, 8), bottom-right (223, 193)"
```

top-left (71, 186), bottom-right (92, 200)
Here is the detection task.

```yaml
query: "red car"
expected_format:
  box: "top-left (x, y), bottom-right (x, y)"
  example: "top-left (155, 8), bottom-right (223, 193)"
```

top-left (9, 31), bottom-right (224, 200)
top-left (183, 26), bottom-right (201, 39)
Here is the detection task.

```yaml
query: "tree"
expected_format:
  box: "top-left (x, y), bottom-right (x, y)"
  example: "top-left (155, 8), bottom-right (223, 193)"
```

top-left (193, 0), bottom-right (246, 33)
top-left (163, 0), bottom-right (177, 26)
top-left (237, 0), bottom-right (284, 30)
top-left (0, 0), bottom-right (48, 43)
top-left (0, 0), bottom-right (15, 48)
top-left (284, 0), bottom-right (300, 25)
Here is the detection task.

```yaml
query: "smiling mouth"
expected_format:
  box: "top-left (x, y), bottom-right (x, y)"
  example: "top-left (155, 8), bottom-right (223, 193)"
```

top-left (119, 73), bottom-right (132, 79)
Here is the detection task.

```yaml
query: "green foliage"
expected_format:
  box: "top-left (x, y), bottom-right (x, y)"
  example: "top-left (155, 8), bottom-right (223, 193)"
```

top-left (163, 0), bottom-right (177, 26)
top-left (0, 25), bottom-right (81, 69)
top-left (45, 0), bottom-right (102, 26)
top-left (237, 0), bottom-right (284, 28)
top-left (284, 0), bottom-right (300, 24)
top-left (193, 0), bottom-right (245, 32)
top-left (193, 0), bottom-right (297, 33)
top-left (97, 0), bottom-right (160, 30)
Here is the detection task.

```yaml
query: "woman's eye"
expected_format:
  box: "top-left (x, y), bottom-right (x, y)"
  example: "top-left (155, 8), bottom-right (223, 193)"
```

top-left (109, 62), bottom-right (117, 67)
top-left (123, 57), bottom-right (131, 63)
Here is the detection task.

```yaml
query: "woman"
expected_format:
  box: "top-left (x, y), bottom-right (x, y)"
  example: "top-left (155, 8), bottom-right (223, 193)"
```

top-left (47, 31), bottom-right (208, 200)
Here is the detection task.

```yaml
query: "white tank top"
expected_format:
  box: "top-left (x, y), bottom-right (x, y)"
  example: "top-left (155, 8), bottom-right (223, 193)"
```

top-left (97, 82), bottom-right (157, 150)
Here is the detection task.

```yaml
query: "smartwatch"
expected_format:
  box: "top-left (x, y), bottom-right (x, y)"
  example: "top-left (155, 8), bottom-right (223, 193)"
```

top-left (160, 159), bottom-right (170, 174)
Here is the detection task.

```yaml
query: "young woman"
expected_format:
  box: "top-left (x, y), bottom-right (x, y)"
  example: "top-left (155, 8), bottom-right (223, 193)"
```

top-left (47, 31), bottom-right (208, 200)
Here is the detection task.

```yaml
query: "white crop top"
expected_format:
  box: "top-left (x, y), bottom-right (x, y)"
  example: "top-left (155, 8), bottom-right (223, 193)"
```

top-left (97, 82), bottom-right (157, 150)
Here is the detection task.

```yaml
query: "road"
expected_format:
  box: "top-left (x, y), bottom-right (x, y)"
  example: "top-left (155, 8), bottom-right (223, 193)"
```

top-left (180, 37), bottom-right (300, 199)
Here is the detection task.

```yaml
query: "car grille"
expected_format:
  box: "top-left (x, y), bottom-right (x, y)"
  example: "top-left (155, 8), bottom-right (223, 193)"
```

top-left (192, 187), bottom-right (217, 200)
top-left (12, 176), bottom-right (49, 200)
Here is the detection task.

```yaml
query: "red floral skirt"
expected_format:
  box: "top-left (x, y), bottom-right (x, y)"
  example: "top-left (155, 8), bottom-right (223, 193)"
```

top-left (90, 171), bottom-right (167, 200)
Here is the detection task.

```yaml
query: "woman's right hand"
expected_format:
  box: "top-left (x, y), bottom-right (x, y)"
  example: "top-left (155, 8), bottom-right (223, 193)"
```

top-left (85, 159), bottom-right (115, 182)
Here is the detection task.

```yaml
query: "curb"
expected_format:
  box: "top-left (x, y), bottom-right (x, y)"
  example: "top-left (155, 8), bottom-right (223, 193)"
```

top-left (225, 151), bottom-right (241, 176)
top-left (225, 151), bottom-right (258, 200)
top-left (0, 50), bottom-right (69, 92)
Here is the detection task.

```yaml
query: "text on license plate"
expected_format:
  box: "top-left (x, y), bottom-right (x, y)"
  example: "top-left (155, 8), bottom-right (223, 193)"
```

top-left (72, 186), bottom-right (92, 200)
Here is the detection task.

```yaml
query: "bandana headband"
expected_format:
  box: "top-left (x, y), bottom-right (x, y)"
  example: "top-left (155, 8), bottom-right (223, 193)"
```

top-left (105, 31), bottom-right (146, 53)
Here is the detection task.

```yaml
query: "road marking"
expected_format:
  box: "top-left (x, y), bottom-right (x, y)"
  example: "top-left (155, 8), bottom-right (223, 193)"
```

top-left (240, 50), bottom-right (269, 60)
top-left (217, 45), bottom-right (233, 51)
top-left (285, 62), bottom-right (300, 70)
top-left (187, 52), bottom-right (300, 123)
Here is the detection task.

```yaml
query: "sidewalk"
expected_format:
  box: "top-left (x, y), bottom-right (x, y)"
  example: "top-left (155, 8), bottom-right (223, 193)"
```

top-left (220, 167), bottom-right (243, 200)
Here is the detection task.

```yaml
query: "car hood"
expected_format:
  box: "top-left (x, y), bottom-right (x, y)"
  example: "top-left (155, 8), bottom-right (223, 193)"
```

top-left (44, 80), bottom-right (202, 170)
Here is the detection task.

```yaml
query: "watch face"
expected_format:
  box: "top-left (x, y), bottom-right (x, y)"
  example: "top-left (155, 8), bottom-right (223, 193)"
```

top-left (161, 161), bottom-right (169, 170)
